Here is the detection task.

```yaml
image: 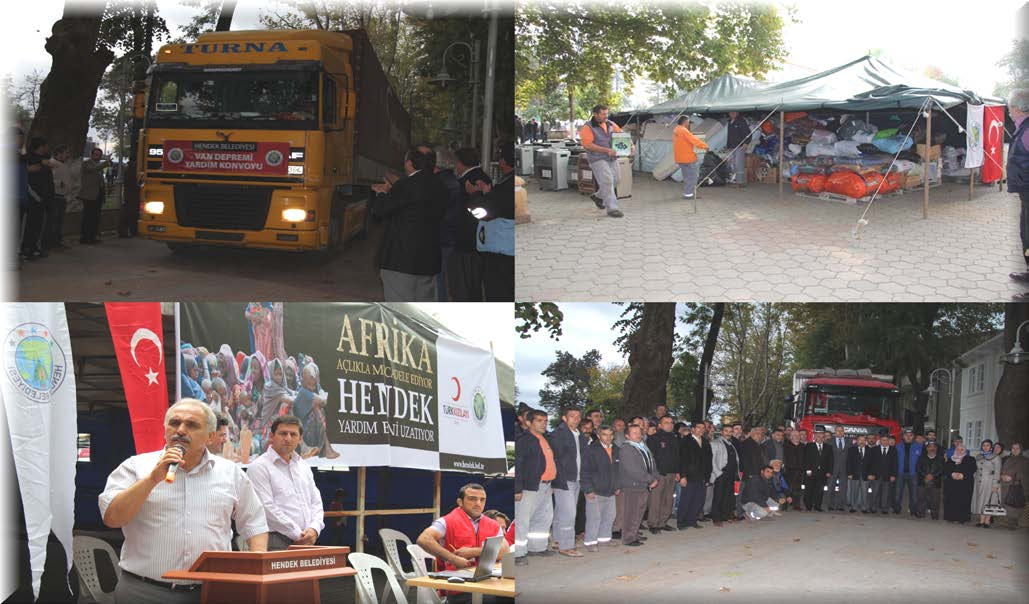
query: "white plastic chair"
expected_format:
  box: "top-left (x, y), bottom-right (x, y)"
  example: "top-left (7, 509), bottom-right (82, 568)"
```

top-left (349, 552), bottom-right (410, 604)
top-left (378, 528), bottom-right (416, 603)
top-left (73, 536), bottom-right (121, 604)
top-left (405, 543), bottom-right (443, 604)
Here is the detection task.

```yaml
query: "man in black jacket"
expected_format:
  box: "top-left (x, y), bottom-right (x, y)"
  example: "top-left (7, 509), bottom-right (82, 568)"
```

top-left (514, 410), bottom-right (556, 565)
top-left (742, 466), bottom-right (780, 520)
top-left (916, 441), bottom-right (944, 519)
top-left (549, 406), bottom-right (588, 557)
top-left (468, 142), bottom-right (515, 301)
top-left (646, 415), bottom-right (680, 533)
top-left (803, 431), bottom-right (833, 511)
top-left (677, 422), bottom-right (712, 529)
top-left (449, 147), bottom-right (491, 301)
top-left (867, 434), bottom-right (898, 514)
top-left (371, 145), bottom-right (448, 301)
top-left (740, 429), bottom-right (766, 480)
top-left (783, 430), bottom-right (806, 511)
top-left (845, 435), bottom-right (871, 513)
top-left (726, 111), bottom-right (750, 186)
top-left (581, 425), bottom-right (620, 552)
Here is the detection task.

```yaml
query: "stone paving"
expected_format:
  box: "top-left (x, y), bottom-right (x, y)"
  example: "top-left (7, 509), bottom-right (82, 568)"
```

top-left (516, 175), bottom-right (1026, 302)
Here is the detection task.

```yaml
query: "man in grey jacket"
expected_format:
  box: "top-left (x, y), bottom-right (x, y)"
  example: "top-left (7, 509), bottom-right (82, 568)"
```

top-left (828, 426), bottom-right (850, 510)
top-left (617, 424), bottom-right (657, 546)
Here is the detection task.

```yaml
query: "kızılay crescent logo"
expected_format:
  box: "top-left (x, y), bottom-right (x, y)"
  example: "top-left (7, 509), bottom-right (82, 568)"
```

top-left (472, 388), bottom-right (487, 426)
top-left (3, 323), bottom-right (67, 404)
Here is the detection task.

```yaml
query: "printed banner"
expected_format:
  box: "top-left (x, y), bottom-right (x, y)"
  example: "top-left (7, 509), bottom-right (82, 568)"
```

top-left (0, 304), bottom-right (76, 599)
top-left (105, 303), bottom-right (169, 454)
top-left (178, 303), bottom-right (507, 474)
top-left (982, 105), bottom-right (1006, 183)
top-left (162, 140), bottom-right (290, 175)
top-left (965, 104), bottom-right (984, 168)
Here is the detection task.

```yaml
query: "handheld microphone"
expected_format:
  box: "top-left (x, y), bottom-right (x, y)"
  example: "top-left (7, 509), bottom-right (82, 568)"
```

top-left (165, 444), bottom-right (186, 483)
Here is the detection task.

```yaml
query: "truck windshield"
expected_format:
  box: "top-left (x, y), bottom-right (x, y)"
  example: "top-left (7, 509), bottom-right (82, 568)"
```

top-left (147, 70), bottom-right (318, 129)
top-left (807, 386), bottom-right (897, 419)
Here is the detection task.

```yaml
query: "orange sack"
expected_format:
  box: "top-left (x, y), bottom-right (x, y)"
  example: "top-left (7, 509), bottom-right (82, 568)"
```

top-left (791, 173), bottom-right (818, 192)
top-left (861, 171), bottom-right (884, 196)
top-left (826, 170), bottom-right (867, 199)
top-left (761, 121), bottom-right (774, 134)
top-left (809, 174), bottom-right (827, 193)
top-left (881, 171), bottom-right (904, 194)
top-left (784, 111), bottom-right (808, 123)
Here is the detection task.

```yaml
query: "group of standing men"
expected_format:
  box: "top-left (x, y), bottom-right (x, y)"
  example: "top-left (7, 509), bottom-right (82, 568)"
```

top-left (15, 128), bottom-right (111, 263)
top-left (513, 404), bottom-right (1028, 566)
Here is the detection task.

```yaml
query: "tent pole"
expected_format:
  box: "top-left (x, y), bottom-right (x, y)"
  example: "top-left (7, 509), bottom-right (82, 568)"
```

top-left (356, 466), bottom-right (366, 553)
top-left (923, 107), bottom-right (931, 219)
top-left (433, 471), bottom-right (441, 518)
top-left (778, 110), bottom-right (785, 200)
top-left (969, 167), bottom-right (974, 201)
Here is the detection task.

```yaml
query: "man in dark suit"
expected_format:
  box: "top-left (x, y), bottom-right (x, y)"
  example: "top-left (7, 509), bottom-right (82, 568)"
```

top-left (845, 435), bottom-right (872, 513)
top-left (827, 426), bottom-right (850, 510)
top-left (618, 424), bottom-right (657, 546)
top-left (677, 422), bottom-right (712, 529)
top-left (581, 425), bottom-right (620, 552)
top-left (549, 406), bottom-right (588, 557)
top-left (867, 433), bottom-right (898, 513)
top-left (371, 145), bottom-right (448, 301)
top-left (449, 148), bottom-right (491, 301)
top-left (783, 430), bottom-right (806, 511)
top-left (803, 431), bottom-right (833, 511)
top-left (646, 415), bottom-right (680, 533)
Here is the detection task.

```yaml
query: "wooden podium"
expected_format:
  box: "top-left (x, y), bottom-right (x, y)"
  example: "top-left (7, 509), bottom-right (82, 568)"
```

top-left (162, 545), bottom-right (355, 604)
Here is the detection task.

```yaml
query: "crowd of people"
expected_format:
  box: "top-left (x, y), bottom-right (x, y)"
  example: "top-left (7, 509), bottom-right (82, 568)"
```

top-left (14, 127), bottom-right (112, 265)
top-left (179, 302), bottom-right (338, 463)
top-left (512, 403), bottom-right (1027, 564)
top-left (371, 142), bottom-right (515, 302)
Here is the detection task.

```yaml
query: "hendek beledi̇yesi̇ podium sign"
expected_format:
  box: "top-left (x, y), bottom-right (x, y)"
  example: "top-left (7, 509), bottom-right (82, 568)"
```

top-left (179, 303), bottom-right (507, 474)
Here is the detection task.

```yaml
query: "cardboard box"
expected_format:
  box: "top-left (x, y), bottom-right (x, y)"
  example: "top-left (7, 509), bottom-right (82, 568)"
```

top-left (760, 164), bottom-right (779, 184)
top-left (916, 144), bottom-right (941, 161)
top-left (611, 132), bottom-right (633, 157)
top-left (515, 176), bottom-right (530, 224)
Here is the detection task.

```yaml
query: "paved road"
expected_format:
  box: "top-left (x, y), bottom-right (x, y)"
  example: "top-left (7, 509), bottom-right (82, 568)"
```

top-left (516, 177), bottom-right (1026, 302)
top-left (13, 224), bottom-right (385, 301)
top-left (515, 511), bottom-right (1028, 603)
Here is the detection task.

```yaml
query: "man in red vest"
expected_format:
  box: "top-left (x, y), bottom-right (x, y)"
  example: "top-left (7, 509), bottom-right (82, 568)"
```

top-left (416, 483), bottom-right (509, 602)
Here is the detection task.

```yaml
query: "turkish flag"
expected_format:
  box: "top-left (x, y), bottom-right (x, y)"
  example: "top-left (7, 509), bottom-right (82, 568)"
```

top-left (982, 105), bottom-right (1006, 184)
top-left (105, 303), bottom-right (169, 454)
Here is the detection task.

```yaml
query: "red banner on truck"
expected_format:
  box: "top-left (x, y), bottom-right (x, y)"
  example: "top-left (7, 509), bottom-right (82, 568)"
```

top-left (162, 140), bottom-right (290, 175)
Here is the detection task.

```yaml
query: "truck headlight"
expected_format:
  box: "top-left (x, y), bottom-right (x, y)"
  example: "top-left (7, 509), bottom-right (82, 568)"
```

top-left (144, 201), bottom-right (165, 215)
top-left (282, 208), bottom-right (308, 222)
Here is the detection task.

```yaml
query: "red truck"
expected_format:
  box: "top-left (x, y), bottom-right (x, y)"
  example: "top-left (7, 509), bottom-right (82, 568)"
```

top-left (786, 369), bottom-right (902, 441)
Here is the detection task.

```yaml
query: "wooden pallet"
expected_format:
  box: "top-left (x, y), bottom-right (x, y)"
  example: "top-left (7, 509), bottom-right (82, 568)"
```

top-left (795, 188), bottom-right (908, 205)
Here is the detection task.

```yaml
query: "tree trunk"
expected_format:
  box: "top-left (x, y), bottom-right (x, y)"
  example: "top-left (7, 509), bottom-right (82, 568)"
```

top-left (621, 303), bottom-right (676, 419)
top-left (215, 1), bottom-right (236, 31)
top-left (995, 303), bottom-right (1029, 446)
top-left (568, 89), bottom-right (574, 130)
top-left (30, 8), bottom-right (115, 157)
top-left (693, 303), bottom-right (725, 423)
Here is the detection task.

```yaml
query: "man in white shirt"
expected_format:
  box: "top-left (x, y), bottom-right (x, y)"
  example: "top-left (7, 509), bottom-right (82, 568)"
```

top-left (247, 415), bottom-right (325, 551)
top-left (99, 399), bottom-right (268, 603)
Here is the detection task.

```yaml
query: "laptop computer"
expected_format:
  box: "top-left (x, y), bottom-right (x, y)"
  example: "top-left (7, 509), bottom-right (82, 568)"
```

top-left (429, 535), bottom-right (505, 582)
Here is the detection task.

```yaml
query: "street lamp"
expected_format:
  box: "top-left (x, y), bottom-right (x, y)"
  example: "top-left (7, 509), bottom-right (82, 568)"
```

top-left (431, 40), bottom-right (481, 148)
top-left (1001, 320), bottom-right (1029, 365)
top-left (923, 367), bottom-right (955, 441)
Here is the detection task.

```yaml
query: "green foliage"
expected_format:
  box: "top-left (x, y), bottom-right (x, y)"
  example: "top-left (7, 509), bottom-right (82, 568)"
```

top-left (537, 349), bottom-right (601, 417)
top-left (99, 1), bottom-right (170, 57)
top-left (995, 38), bottom-right (1028, 98)
top-left (667, 350), bottom-right (700, 418)
top-left (169, 0), bottom-right (222, 43)
top-left (515, 303), bottom-right (564, 339)
top-left (90, 56), bottom-right (136, 158)
top-left (516, 2), bottom-right (788, 119)
top-left (585, 363), bottom-right (631, 420)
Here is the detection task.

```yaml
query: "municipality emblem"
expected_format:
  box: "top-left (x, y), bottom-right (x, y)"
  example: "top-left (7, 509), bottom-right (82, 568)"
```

top-left (472, 388), bottom-right (487, 425)
top-left (3, 323), bottom-right (67, 403)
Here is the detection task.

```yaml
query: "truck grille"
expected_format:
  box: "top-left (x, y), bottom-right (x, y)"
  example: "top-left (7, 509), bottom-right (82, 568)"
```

top-left (173, 184), bottom-right (272, 231)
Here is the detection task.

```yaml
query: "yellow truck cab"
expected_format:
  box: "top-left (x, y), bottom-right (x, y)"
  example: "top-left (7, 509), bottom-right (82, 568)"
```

top-left (138, 29), bottom-right (410, 253)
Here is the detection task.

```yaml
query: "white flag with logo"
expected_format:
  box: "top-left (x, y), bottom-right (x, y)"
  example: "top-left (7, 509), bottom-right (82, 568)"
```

top-left (966, 104), bottom-right (985, 168)
top-left (1, 303), bottom-right (76, 599)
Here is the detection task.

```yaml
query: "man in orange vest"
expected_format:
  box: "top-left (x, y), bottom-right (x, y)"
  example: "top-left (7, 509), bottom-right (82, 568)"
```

top-left (513, 408), bottom-right (557, 565)
top-left (673, 116), bottom-right (709, 199)
top-left (580, 104), bottom-right (633, 218)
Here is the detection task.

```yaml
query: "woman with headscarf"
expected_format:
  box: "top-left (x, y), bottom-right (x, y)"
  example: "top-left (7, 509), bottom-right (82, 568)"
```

top-left (218, 344), bottom-right (240, 391)
top-left (259, 357), bottom-right (295, 442)
top-left (284, 356), bottom-right (299, 391)
top-left (943, 444), bottom-right (977, 524)
top-left (181, 353), bottom-right (205, 402)
top-left (291, 362), bottom-right (340, 459)
top-left (243, 351), bottom-right (267, 453)
top-left (973, 439), bottom-right (1004, 527)
top-left (1000, 441), bottom-right (1027, 530)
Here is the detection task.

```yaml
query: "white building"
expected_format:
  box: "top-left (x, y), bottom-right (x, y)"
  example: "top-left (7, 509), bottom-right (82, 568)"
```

top-left (955, 333), bottom-right (1004, 447)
